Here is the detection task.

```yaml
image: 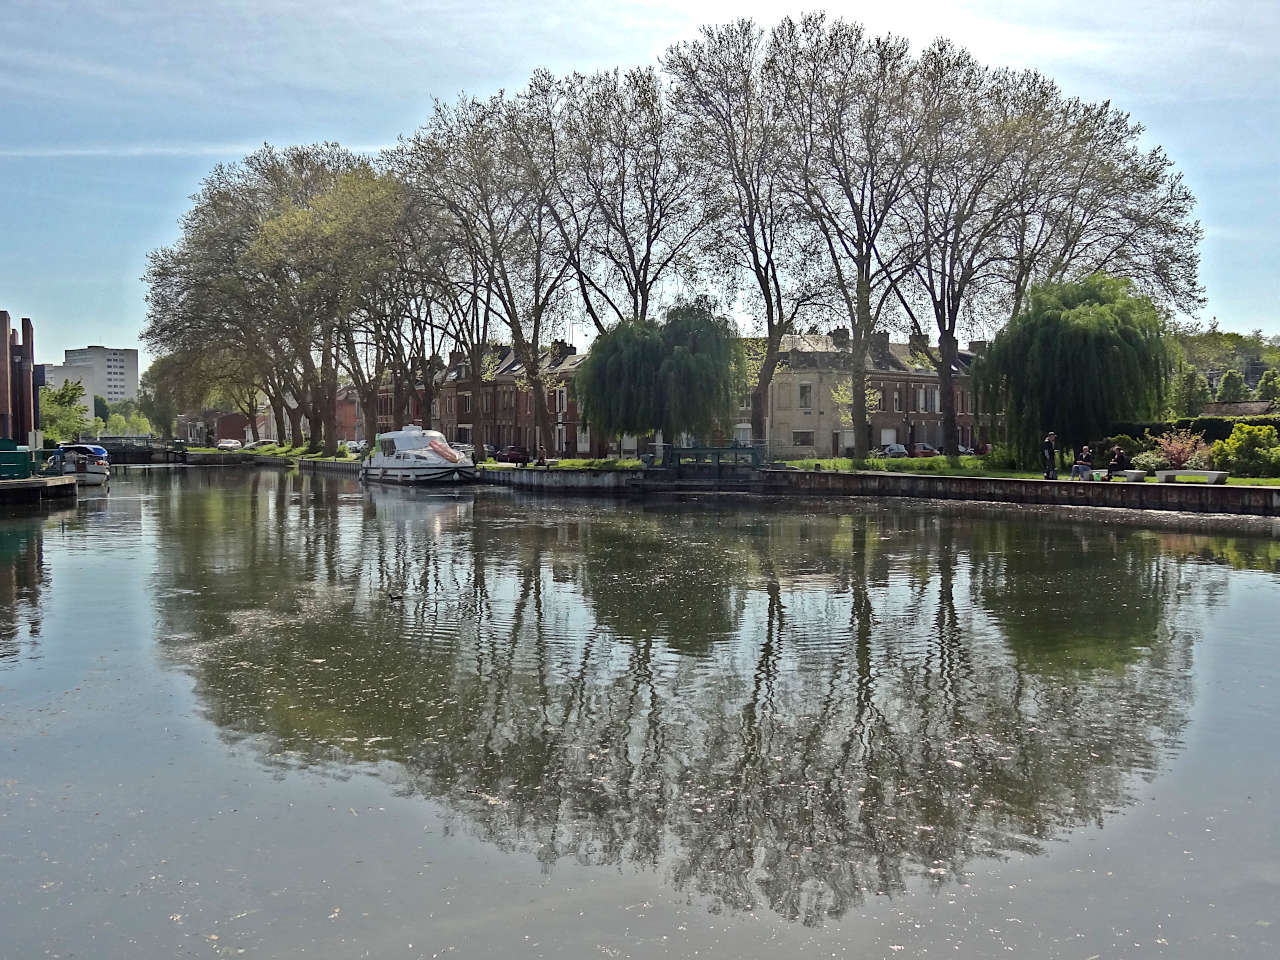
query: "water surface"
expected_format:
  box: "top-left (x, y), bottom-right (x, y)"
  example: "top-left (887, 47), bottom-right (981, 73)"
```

top-left (2, 467), bottom-right (1278, 958)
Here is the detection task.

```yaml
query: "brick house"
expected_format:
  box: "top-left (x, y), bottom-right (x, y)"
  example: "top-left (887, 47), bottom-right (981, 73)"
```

top-left (433, 340), bottom-right (593, 456)
top-left (763, 332), bottom-right (988, 459)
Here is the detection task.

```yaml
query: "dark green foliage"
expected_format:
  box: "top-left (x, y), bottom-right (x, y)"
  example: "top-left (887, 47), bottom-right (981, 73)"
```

top-left (1215, 369), bottom-right (1247, 403)
top-left (577, 296), bottom-right (736, 440)
top-left (1109, 414), bottom-right (1280, 444)
top-left (976, 275), bottom-right (1171, 468)
top-left (93, 395), bottom-right (110, 421)
top-left (1167, 366), bottom-right (1211, 418)
top-left (1097, 434), bottom-right (1147, 457)
top-left (1254, 368), bottom-right (1280, 403)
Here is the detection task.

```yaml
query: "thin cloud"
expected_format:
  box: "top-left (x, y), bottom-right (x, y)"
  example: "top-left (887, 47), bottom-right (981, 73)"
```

top-left (0, 142), bottom-right (393, 159)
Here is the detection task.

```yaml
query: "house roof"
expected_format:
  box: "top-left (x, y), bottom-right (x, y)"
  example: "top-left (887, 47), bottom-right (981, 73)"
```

top-left (1202, 400), bottom-right (1275, 416)
top-left (778, 334), bottom-right (973, 376)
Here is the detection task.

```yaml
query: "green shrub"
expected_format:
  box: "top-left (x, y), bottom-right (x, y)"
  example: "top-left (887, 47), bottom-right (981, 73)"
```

top-left (1099, 433), bottom-right (1147, 457)
top-left (982, 444), bottom-right (1019, 470)
top-left (1131, 450), bottom-right (1169, 473)
top-left (1211, 424), bottom-right (1280, 477)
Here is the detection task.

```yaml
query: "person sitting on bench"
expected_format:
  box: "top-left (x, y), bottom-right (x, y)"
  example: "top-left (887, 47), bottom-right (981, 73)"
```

top-left (1070, 444), bottom-right (1094, 480)
top-left (1106, 446), bottom-right (1131, 480)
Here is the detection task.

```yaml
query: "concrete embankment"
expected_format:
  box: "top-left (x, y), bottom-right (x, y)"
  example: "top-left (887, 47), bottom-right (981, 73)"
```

top-left (481, 466), bottom-right (646, 493)
top-left (483, 463), bottom-right (1280, 519)
top-left (762, 469), bottom-right (1280, 516)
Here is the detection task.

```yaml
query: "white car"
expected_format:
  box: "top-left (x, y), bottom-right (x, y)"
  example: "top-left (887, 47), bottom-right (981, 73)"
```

top-left (346, 440), bottom-right (366, 454)
top-left (881, 443), bottom-right (909, 458)
top-left (215, 438), bottom-right (242, 451)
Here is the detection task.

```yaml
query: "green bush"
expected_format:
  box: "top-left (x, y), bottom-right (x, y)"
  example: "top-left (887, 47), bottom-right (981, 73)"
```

top-left (1211, 424), bottom-right (1280, 477)
top-left (1131, 450), bottom-right (1169, 473)
top-left (982, 444), bottom-right (1019, 470)
top-left (1098, 433), bottom-right (1147, 457)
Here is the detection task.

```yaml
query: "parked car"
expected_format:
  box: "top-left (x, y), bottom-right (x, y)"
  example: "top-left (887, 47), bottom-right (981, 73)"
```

top-left (911, 442), bottom-right (940, 457)
top-left (496, 445), bottom-right (530, 464)
top-left (215, 438), bottom-right (242, 451)
top-left (957, 444), bottom-right (974, 455)
top-left (880, 443), bottom-right (909, 458)
top-left (243, 439), bottom-right (272, 450)
top-left (346, 439), bottom-right (366, 455)
top-left (482, 444), bottom-right (496, 460)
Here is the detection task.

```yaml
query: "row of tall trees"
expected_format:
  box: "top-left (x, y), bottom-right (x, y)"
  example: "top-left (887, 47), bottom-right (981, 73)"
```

top-left (144, 13), bottom-right (1201, 456)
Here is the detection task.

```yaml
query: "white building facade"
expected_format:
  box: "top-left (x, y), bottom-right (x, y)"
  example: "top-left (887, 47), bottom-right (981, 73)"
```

top-left (40, 363), bottom-right (99, 421)
top-left (62, 346), bottom-right (139, 403)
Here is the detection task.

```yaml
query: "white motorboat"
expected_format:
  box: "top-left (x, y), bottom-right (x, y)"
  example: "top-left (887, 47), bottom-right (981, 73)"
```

top-left (359, 426), bottom-right (478, 485)
top-left (49, 443), bottom-right (111, 486)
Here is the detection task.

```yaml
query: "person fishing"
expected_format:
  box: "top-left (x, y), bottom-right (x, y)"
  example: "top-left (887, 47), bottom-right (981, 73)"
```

top-left (1041, 431), bottom-right (1058, 480)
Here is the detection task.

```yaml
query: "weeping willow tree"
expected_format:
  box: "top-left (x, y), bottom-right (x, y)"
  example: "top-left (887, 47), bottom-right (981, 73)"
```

top-left (577, 296), bottom-right (736, 441)
top-left (975, 275), bottom-right (1171, 466)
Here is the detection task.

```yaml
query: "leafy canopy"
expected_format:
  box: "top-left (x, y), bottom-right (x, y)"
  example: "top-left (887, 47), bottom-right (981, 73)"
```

top-left (39, 380), bottom-right (89, 443)
top-left (577, 296), bottom-right (737, 440)
top-left (976, 275), bottom-right (1171, 466)
top-left (1214, 369), bottom-right (1247, 403)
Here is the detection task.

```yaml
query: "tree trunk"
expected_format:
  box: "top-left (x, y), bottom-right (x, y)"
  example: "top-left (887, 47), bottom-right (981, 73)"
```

top-left (529, 372), bottom-right (554, 459)
top-left (321, 370), bottom-right (339, 458)
top-left (270, 396), bottom-right (287, 444)
top-left (751, 338), bottom-right (782, 445)
top-left (938, 332), bottom-right (960, 456)
top-left (286, 404), bottom-right (304, 447)
top-left (848, 339), bottom-right (869, 460)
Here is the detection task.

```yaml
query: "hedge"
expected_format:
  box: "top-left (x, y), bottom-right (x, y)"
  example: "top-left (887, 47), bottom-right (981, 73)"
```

top-left (1108, 415), bottom-right (1280, 444)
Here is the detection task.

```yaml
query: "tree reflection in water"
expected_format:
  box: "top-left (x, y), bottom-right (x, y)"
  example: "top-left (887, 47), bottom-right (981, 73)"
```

top-left (145, 473), bottom-right (1228, 925)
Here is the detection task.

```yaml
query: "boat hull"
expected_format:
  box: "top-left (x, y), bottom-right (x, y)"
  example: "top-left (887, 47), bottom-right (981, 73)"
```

top-left (71, 467), bottom-right (110, 486)
top-left (359, 464), bottom-right (478, 485)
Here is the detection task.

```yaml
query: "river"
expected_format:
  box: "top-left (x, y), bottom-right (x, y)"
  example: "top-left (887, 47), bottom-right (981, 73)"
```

top-left (2, 466), bottom-right (1278, 958)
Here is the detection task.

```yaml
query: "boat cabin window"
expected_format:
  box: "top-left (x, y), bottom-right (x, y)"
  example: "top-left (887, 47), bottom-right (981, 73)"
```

top-left (380, 438), bottom-right (397, 456)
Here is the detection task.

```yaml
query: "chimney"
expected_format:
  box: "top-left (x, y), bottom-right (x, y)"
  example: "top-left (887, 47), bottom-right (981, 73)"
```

top-left (908, 333), bottom-right (930, 356)
top-left (549, 339), bottom-right (575, 366)
top-left (967, 340), bottom-right (988, 355)
top-left (829, 327), bottom-right (850, 350)
top-left (871, 331), bottom-right (891, 362)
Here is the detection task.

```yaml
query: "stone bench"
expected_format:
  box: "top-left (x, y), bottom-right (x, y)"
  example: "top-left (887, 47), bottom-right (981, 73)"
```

top-left (1154, 470), bottom-right (1228, 484)
top-left (1086, 468), bottom-right (1147, 482)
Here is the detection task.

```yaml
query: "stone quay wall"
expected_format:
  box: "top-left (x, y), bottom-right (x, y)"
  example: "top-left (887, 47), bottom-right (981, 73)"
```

top-left (759, 469), bottom-right (1280, 517)
top-left (481, 466), bottom-right (645, 493)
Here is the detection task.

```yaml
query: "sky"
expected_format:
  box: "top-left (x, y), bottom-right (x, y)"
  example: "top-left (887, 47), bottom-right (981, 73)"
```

top-left (2, 0), bottom-right (1277, 370)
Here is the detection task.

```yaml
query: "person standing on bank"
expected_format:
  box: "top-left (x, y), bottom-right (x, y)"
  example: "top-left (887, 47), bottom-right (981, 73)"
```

top-left (1042, 432), bottom-right (1058, 480)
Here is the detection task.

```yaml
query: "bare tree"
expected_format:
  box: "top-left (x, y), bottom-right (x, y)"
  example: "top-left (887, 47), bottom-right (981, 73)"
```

top-left (892, 45), bottom-right (1054, 455)
top-left (400, 86), bottom-right (574, 452)
top-left (556, 67), bottom-right (711, 330)
top-left (770, 14), bottom-right (918, 458)
top-left (665, 19), bottom-right (826, 443)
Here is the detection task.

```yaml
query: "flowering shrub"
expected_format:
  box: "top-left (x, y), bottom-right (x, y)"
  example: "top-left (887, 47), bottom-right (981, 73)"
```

top-left (1150, 428), bottom-right (1208, 469)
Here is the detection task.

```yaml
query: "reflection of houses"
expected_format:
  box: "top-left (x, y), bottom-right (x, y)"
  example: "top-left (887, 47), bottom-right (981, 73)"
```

top-left (763, 332), bottom-right (986, 459)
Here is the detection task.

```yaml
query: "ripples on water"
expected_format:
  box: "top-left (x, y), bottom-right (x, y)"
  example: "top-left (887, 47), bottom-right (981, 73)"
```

top-left (4, 468), bottom-right (1279, 933)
